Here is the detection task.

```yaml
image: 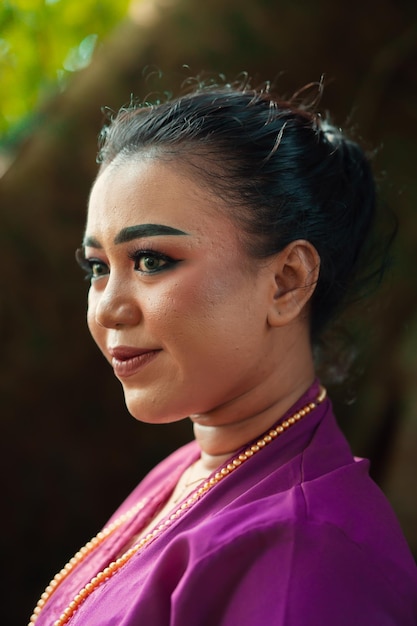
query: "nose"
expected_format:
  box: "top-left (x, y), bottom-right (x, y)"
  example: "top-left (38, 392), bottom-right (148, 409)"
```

top-left (92, 275), bottom-right (141, 329)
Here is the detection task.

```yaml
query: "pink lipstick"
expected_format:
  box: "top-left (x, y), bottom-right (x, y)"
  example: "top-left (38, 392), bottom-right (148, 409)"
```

top-left (109, 346), bottom-right (161, 378)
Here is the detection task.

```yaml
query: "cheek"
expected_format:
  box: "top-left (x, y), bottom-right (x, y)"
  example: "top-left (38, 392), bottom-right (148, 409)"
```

top-left (154, 272), bottom-right (259, 346)
top-left (144, 275), bottom-right (207, 320)
top-left (144, 292), bottom-right (203, 339)
top-left (165, 276), bottom-right (222, 317)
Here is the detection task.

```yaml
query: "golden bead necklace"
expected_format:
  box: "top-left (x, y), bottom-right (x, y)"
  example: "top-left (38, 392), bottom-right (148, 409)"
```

top-left (29, 386), bottom-right (326, 626)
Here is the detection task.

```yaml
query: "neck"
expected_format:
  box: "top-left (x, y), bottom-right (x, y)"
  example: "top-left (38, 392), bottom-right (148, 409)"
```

top-left (191, 364), bottom-right (316, 474)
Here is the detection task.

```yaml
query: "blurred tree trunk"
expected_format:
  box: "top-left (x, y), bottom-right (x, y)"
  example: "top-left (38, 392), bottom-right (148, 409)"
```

top-left (1, 0), bottom-right (416, 623)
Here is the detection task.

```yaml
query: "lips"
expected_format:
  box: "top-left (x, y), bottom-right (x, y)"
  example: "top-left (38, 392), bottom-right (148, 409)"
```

top-left (108, 346), bottom-right (161, 378)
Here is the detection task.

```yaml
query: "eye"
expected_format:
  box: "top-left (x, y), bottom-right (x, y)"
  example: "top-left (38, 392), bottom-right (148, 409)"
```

top-left (130, 250), bottom-right (175, 274)
top-left (75, 248), bottom-right (109, 281)
top-left (89, 260), bottom-right (109, 279)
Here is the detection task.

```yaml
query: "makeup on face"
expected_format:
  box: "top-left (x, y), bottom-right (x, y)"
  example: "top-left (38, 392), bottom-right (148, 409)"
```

top-left (77, 223), bottom-right (190, 281)
top-left (84, 159), bottom-right (278, 430)
top-left (82, 223), bottom-right (189, 249)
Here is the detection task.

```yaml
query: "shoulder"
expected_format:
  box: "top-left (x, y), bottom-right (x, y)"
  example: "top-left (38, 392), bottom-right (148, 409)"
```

top-left (162, 510), bottom-right (417, 626)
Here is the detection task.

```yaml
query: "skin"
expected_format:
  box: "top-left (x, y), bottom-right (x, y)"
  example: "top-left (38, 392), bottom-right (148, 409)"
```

top-left (84, 157), bottom-right (320, 484)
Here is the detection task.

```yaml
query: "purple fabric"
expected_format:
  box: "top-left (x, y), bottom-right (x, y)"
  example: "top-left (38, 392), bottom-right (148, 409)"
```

top-left (35, 383), bottom-right (417, 625)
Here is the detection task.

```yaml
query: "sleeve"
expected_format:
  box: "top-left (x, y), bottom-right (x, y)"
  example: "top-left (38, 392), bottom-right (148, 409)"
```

top-left (135, 519), bottom-right (415, 626)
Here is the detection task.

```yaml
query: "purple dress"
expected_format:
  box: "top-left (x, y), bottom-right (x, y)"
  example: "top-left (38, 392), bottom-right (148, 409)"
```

top-left (31, 383), bottom-right (417, 625)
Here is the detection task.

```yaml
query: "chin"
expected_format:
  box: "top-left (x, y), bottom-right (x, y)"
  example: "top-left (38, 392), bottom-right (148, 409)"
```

top-left (124, 396), bottom-right (188, 425)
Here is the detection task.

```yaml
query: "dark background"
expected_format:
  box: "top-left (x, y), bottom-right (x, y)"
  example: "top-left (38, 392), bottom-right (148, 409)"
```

top-left (1, 0), bottom-right (417, 623)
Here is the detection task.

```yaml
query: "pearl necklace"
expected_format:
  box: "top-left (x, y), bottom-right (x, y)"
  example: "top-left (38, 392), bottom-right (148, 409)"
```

top-left (28, 386), bottom-right (327, 626)
top-left (171, 469), bottom-right (212, 504)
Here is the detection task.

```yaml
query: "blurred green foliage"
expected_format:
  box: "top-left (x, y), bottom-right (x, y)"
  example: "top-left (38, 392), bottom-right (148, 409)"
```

top-left (0, 0), bottom-right (129, 145)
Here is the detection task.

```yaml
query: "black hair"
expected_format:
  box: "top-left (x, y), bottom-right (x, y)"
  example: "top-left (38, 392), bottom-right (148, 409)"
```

top-left (97, 81), bottom-right (387, 339)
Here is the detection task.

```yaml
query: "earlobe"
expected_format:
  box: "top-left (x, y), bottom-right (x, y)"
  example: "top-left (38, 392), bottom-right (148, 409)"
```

top-left (267, 240), bottom-right (320, 328)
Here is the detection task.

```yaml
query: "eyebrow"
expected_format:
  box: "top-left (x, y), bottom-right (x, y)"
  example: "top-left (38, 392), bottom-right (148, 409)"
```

top-left (83, 224), bottom-right (189, 248)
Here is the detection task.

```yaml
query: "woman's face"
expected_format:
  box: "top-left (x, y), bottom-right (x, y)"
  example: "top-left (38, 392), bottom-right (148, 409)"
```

top-left (84, 158), bottom-right (278, 425)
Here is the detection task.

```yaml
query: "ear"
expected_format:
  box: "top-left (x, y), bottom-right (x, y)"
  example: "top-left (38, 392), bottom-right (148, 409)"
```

top-left (267, 240), bottom-right (320, 328)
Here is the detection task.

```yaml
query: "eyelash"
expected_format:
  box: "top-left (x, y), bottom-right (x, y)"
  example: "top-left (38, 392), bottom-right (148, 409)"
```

top-left (128, 249), bottom-right (177, 274)
top-left (75, 248), bottom-right (177, 281)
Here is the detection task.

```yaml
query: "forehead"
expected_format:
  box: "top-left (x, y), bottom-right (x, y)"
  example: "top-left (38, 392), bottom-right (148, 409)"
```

top-left (86, 157), bottom-right (238, 241)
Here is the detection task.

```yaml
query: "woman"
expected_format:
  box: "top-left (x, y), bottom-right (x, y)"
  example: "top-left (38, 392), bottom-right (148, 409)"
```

top-left (29, 82), bottom-right (417, 625)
